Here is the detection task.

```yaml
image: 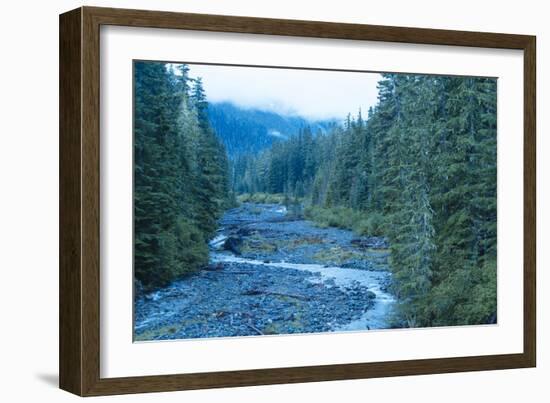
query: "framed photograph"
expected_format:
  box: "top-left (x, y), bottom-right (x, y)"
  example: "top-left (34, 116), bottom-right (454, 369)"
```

top-left (59, 6), bottom-right (536, 396)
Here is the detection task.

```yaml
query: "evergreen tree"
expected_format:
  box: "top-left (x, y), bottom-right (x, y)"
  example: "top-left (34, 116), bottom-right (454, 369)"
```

top-left (134, 62), bottom-right (230, 291)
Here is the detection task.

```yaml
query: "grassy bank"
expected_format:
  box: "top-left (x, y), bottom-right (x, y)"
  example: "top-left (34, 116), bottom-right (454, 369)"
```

top-left (237, 192), bottom-right (286, 204)
top-left (236, 192), bottom-right (385, 238)
top-left (304, 205), bottom-right (384, 237)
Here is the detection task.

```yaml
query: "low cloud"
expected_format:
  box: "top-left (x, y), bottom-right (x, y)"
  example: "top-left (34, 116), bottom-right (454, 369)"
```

top-left (185, 63), bottom-right (381, 121)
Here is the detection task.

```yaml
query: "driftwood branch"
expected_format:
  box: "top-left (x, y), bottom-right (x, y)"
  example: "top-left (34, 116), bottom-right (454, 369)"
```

top-left (241, 289), bottom-right (310, 301)
top-left (246, 322), bottom-right (264, 335)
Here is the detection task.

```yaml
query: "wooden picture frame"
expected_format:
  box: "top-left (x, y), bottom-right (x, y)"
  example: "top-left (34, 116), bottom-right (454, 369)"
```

top-left (59, 6), bottom-right (536, 396)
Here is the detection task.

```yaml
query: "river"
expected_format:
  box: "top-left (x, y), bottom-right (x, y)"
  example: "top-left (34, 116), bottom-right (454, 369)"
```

top-left (134, 203), bottom-right (395, 341)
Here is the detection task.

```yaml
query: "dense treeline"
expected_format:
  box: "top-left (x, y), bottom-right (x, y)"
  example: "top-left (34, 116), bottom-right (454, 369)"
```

top-left (134, 62), bottom-right (231, 291)
top-left (233, 73), bottom-right (497, 327)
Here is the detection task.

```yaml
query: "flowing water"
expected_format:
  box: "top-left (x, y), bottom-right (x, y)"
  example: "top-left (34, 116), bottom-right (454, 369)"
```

top-left (134, 203), bottom-right (396, 340)
top-left (211, 252), bottom-right (395, 331)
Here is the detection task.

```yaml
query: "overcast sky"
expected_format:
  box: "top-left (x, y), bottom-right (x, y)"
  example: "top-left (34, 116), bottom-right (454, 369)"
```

top-left (184, 63), bottom-right (381, 122)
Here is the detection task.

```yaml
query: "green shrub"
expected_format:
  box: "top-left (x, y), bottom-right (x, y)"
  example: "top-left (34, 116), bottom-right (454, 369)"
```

top-left (304, 205), bottom-right (384, 236)
top-left (356, 212), bottom-right (385, 236)
top-left (237, 192), bottom-right (286, 204)
top-left (355, 219), bottom-right (370, 236)
top-left (135, 219), bottom-right (209, 292)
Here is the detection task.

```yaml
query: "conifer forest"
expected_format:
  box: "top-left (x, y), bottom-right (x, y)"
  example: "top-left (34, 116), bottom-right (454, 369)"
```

top-left (134, 61), bottom-right (497, 340)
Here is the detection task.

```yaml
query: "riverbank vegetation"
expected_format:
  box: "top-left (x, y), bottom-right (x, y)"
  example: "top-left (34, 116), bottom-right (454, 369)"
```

top-left (232, 74), bottom-right (497, 327)
top-left (236, 192), bottom-right (286, 204)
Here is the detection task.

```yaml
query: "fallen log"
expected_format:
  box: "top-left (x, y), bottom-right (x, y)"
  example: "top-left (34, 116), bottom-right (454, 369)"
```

top-left (241, 289), bottom-right (310, 301)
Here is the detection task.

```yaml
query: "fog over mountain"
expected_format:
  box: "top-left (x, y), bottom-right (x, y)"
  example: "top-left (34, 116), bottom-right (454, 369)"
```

top-left (207, 102), bottom-right (336, 158)
top-left (187, 63), bottom-right (380, 121)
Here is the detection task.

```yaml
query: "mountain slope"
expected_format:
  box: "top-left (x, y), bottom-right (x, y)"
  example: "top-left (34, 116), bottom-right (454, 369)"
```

top-left (207, 102), bottom-right (336, 158)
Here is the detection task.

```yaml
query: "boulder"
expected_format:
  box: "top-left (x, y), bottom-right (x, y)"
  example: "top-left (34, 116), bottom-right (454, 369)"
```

top-left (223, 236), bottom-right (243, 255)
top-left (366, 291), bottom-right (377, 299)
top-left (236, 227), bottom-right (254, 236)
top-left (205, 262), bottom-right (224, 271)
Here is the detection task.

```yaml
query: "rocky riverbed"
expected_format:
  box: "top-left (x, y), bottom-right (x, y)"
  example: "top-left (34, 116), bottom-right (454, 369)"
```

top-left (134, 203), bottom-right (395, 341)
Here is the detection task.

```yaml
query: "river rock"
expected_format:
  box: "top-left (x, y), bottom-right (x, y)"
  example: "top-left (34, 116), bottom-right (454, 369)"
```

top-left (236, 227), bottom-right (255, 236)
top-left (134, 203), bottom-right (395, 341)
top-left (206, 262), bottom-right (224, 271)
top-left (223, 236), bottom-right (243, 255)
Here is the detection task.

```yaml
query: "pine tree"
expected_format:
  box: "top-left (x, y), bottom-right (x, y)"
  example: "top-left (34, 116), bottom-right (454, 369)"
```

top-left (134, 62), bottom-right (230, 291)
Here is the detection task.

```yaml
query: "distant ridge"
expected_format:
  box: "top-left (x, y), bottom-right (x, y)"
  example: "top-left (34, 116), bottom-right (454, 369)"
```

top-left (207, 102), bottom-right (337, 158)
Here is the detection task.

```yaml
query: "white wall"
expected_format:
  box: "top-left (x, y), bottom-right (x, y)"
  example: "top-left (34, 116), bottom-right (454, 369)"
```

top-left (0, 0), bottom-right (546, 401)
